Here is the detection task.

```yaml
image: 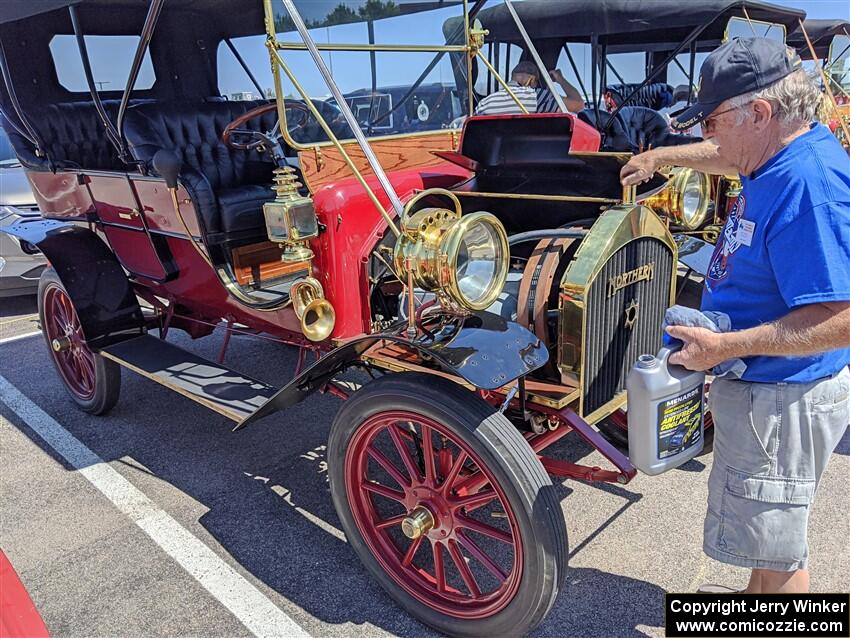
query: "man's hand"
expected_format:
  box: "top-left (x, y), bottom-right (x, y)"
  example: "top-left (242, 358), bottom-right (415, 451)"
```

top-left (665, 325), bottom-right (731, 371)
top-left (620, 151), bottom-right (660, 186)
top-left (548, 69), bottom-right (565, 84)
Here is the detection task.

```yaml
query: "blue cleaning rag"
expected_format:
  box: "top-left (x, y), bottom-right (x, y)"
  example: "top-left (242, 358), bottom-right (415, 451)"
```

top-left (663, 305), bottom-right (747, 379)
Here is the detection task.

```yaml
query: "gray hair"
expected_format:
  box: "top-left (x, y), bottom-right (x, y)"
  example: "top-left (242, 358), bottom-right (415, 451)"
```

top-left (727, 68), bottom-right (823, 128)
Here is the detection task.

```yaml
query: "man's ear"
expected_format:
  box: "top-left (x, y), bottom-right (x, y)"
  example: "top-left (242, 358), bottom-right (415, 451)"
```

top-left (751, 99), bottom-right (774, 129)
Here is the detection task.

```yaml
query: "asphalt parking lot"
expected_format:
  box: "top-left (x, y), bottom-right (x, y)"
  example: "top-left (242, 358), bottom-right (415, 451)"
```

top-left (1, 293), bottom-right (848, 638)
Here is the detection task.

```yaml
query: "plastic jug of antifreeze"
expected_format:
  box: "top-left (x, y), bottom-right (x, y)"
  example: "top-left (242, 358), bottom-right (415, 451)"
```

top-left (626, 345), bottom-right (705, 475)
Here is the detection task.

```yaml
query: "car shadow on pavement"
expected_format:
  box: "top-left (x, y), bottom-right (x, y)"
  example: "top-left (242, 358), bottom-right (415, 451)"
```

top-left (536, 567), bottom-right (667, 637)
top-left (531, 568), bottom-right (666, 638)
top-left (0, 331), bottom-right (672, 637)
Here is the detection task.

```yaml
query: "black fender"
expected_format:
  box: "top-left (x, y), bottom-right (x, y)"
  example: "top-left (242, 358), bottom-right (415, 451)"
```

top-left (3, 219), bottom-right (144, 349)
top-left (234, 311), bottom-right (548, 431)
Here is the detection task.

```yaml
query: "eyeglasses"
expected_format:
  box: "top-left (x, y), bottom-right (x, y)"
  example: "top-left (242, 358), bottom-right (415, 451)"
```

top-left (702, 103), bottom-right (748, 133)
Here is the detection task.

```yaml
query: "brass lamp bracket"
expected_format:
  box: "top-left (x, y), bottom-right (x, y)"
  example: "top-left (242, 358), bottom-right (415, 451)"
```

top-left (468, 20), bottom-right (489, 54)
top-left (271, 166), bottom-right (302, 200)
top-left (402, 188), bottom-right (462, 233)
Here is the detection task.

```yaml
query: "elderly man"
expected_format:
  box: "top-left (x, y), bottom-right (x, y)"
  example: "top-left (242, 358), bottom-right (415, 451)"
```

top-left (475, 61), bottom-right (584, 115)
top-left (622, 38), bottom-right (850, 594)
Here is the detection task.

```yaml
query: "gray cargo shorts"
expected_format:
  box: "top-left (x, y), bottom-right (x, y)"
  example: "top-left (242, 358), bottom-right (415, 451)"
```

top-left (704, 367), bottom-right (850, 571)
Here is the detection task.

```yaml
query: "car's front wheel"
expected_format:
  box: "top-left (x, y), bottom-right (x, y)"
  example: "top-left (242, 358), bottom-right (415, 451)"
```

top-left (328, 372), bottom-right (566, 637)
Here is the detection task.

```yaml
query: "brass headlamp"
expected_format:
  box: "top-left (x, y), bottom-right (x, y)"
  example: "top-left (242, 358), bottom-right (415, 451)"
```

top-left (393, 189), bottom-right (509, 312)
top-left (642, 167), bottom-right (711, 231)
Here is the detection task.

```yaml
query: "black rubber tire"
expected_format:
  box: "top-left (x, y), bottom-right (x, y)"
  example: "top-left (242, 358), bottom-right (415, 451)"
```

top-left (38, 268), bottom-right (121, 415)
top-left (328, 372), bottom-right (567, 638)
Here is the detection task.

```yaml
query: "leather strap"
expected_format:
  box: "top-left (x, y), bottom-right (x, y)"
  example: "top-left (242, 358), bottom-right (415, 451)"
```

top-left (517, 240), bottom-right (548, 331)
top-left (517, 233), bottom-right (581, 374)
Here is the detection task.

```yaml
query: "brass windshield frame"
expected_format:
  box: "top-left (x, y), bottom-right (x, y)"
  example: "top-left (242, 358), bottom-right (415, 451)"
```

top-left (260, 0), bottom-right (540, 235)
top-left (274, 42), bottom-right (468, 52)
top-left (723, 11), bottom-right (787, 44)
top-left (260, 0), bottom-right (531, 154)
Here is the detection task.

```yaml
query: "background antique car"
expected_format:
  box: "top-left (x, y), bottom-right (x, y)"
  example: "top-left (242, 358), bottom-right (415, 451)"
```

top-left (459, 0), bottom-right (805, 242)
top-left (0, 0), bottom-right (725, 634)
top-left (790, 19), bottom-right (850, 150)
top-left (0, 128), bottom-right (47, 297)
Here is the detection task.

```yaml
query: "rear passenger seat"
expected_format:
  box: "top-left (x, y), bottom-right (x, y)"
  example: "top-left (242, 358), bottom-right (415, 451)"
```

top-left (2, 98), bottom-right (282, 245)
top-left (2, 99), bottom-right (147, 172)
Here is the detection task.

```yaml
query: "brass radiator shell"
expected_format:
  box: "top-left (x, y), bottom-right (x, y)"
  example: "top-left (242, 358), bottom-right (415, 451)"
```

top-left (558, 205), bottom-right (677, 423)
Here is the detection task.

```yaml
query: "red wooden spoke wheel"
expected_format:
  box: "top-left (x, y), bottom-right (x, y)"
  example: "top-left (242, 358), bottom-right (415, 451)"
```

top-left (38, 268), bottom-right (121, 415)
top-left (43, 283), bottom-right (96, 400)
top-left (328, 373), bottom-right (566, 637)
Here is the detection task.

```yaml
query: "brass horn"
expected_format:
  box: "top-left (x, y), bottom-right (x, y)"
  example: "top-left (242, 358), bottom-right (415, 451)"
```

top-left (291, 277), bottom-right (335, 342)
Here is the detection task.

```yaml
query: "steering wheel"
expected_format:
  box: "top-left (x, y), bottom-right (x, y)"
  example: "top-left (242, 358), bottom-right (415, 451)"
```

top-left (222, 101), bottom-right (312, 151)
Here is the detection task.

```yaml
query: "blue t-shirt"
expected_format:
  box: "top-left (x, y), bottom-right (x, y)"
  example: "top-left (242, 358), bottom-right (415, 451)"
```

top-left (702, 123), bottom-right (850, 383)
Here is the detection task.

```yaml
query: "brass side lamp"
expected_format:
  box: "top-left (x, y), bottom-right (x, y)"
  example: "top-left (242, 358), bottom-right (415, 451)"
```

top-left (263, 166), bottom-right (319, 262)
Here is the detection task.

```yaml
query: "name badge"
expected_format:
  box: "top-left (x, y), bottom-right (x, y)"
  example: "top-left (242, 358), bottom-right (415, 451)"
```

top-left (736, 219), bottom-right (755, 246)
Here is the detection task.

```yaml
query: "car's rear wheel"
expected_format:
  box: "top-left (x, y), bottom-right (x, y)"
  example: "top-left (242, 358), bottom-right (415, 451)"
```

top-left (38, 268), bottom-right (120, 415)
top-left (328, 372), bottom-right (566, 637)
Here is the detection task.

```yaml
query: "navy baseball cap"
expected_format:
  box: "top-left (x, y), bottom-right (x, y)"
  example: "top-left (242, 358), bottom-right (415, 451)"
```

top-left (672, 37), bottom-right (801, 131)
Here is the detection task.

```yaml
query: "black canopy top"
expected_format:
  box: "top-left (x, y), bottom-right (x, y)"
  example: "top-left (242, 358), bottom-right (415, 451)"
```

top-left (0, 0), bottom-right (462, 29)
top-left (0, 0), bottom-right (266, 37)
top-left (0, 0), bottom-right (80, 25)
top-left (461, 0), bottom-right (805, 50)
top-left (789, 19), bottom-right (850, 60)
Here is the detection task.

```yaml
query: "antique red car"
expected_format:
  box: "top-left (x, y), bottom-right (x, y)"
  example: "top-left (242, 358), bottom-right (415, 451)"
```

top-left (1, 0), bottom-right (716, 634)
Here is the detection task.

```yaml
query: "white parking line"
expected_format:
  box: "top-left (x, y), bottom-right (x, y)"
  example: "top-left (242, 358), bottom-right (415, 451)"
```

top-left (0, 330), bottom-right (42, 344)
top-left (0, 375), bottom-right (311, 638)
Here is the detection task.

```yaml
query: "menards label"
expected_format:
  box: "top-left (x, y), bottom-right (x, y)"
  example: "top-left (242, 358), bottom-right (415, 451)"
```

top-left (656, 385), bottom-right (703, 460)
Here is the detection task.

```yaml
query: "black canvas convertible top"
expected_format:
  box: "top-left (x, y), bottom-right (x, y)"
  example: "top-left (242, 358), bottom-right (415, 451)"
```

top-left (0, 1), bottom-right (77, 25)
top-left (456, 0), bottom-right (805, 50)
top-left (0, 0), bottom-right (462, 28)
top-left (789, 19), bottom-right (850, 60)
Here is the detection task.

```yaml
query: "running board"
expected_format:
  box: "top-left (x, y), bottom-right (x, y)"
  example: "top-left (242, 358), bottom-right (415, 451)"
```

top-left (101, 335), bottom-right (277, 422)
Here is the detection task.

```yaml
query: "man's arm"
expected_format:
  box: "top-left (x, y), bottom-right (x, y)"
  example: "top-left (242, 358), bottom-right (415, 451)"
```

top-left (549, 69), bottom-right (584, 113)
top-left (665, 301), bottom-right (850, 371)
top-left (620, 141), bottom-right (739, 186)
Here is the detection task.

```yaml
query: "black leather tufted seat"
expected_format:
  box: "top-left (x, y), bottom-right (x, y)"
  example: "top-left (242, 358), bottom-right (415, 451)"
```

top-left (618, 106), bottom-right (702, 151)
top-left (578, 107), bottom-right (702, 153)
top-left (123, 100), bottom-right (279, 243)
top-left (604, 83), bottom-right (674, 111)
top-left (2, 100), bottom-right (141, 171)
top-left (577, 109), bottom-right (631, 152)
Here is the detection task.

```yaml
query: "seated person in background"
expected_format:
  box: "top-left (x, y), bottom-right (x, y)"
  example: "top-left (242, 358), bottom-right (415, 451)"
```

top-left (604, 82), bottom-right (674, 112)
top-left (661, 84), bottom-right (702, 137)
top-left (474, 61), bottom-right (540, 115)
top-left (475, 62), bottom-right (584, 116)
top-left (537, 68), bottom-right (585, 113)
